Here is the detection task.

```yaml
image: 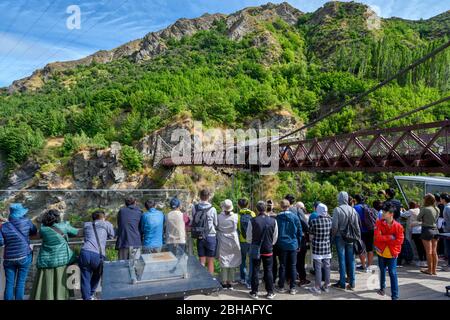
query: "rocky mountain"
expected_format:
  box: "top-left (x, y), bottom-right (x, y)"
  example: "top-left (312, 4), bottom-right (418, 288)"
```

top-left (8, 2), bottom-right (303, 93)
top-left (0, 1), bottom-right (449, 219)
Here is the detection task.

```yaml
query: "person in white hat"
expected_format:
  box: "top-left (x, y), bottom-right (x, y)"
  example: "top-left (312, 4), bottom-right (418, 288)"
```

top-left (216, 199), bottom-right (241, 290)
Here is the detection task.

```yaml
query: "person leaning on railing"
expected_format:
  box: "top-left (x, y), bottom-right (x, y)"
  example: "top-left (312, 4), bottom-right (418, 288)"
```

top-left (31, 209), bottom-right (80, 300)
top-left (0, 203), bottom-right (38, 300)
top-left (79, 209), bottom-right (115, 300)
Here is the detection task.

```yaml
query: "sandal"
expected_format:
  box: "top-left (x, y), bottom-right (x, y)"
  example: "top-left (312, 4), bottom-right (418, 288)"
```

top-left (420, 269), bottom-right (432, 275)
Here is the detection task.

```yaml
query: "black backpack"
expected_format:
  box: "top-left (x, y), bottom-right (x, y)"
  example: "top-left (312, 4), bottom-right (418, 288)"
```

top-left (340, 207), bottom-right (359, 244)
top-left (364, 206), bottom-right (378, 231)
top-left (191, 204), bottom-right (212, 239)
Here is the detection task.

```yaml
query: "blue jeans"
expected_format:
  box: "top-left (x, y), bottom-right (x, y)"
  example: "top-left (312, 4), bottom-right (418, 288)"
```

top-left (278, 249), bottom-right (297, 289)
top-left (378, 256), bottom-right (399, 300)
top-left (78, 249), bottom-right (104, 300)
top-left (3, 254), bottom-right (32, 300)
top-left (240, 242), bottom-right (253, 284)
top-left (335, 236), bottom-right (355, 287)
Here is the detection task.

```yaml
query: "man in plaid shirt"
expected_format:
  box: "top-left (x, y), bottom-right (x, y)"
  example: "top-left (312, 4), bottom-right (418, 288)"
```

top-left (308, 203), bottom-right (333, 294)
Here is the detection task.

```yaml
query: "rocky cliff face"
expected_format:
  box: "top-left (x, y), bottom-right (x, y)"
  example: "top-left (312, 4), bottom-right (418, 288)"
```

top-left (8, 2), bottom-right (303, 93)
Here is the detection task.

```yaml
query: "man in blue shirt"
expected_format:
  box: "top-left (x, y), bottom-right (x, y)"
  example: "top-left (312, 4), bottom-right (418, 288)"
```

top-left (115, 196), bottom-right (143, 260)
top-left (140, 200), bottom-right (165, 253)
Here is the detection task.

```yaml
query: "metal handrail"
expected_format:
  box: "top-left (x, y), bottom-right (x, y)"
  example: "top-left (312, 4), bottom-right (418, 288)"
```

top-left (28, 238), bottom-right (117, 248)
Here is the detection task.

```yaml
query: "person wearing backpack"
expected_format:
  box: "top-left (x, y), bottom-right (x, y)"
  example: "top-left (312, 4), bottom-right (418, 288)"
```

top-left (247, 201), bottom-right (278, 299)
top-left (237, 198), bottom-right (256, 288)
top-left (191, 189), bottom-right (218, 274)
top-left (0, 203), bottom-right (37, 300)
top-left (331, 191), bottom-right (361, 291)
top-left (374, 204), bottom-right (404, 300)
top-left (79, 209), bottom-right (115, 300)
top-left (31, 209), bottom-right (80, 300)
top-left (354, 195), bottom-right (375, 273)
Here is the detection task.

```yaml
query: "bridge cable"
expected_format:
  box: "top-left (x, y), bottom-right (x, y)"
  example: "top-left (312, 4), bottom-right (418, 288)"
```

top-left (0, 0), bottom-right (58, 67)
top-left (9, 0), bottom-right (129, 81)
top-left (371, 95), bottom-right (450, 130)
top-left (1, 0), bottom-right (93, 72)
top-left (276, 39), bottom-right (450, 142)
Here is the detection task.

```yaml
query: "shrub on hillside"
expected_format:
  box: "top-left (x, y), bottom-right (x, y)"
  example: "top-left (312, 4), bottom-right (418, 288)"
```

top-left (120, 145), bottom-right (143, 173)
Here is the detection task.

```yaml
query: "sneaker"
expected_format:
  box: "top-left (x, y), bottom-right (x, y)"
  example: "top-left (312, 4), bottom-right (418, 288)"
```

top-left (266, 293), bottom-right (276, 300)
top-left (320, 286), bottom-right (330, 293)
top-left (275, 286), bottom-right (287, 293)
top-left (289, 288), bottom-right (298, 295)
top-left (308, 287), bottom-right (321, 295)
top-left (356, 266), bottom-right (365, 271)
top-left (365, 268), bottom-right (373, 273)
top-left (248, 291), bottom-right (258, 299)
top-left (221, 283), bottom-right (228, 290)
top-left (239, 279), bottom-right (247, 285)
top-left (227, 284), bottom-right (235, 291)
top-left (346, 284), bottom-right (355, 291)
top-left (332, 282), bottom-right (345, 290)
top-left (377, 289), bottom-right (386, 296)
top-left (298, 279), bottom-right (311, 286)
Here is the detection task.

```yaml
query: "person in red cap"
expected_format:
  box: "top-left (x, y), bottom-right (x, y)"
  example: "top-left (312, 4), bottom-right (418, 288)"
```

top-left (374, 204), bottom-right (404, 300)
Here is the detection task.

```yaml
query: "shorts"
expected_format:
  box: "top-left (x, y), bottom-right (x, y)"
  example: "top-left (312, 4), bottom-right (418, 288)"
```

top-left (197, 236), bottom-right (217, 257)
top-left (421, 226), bottom-right (439, 241)
top-left (361, 231), bottom-right (374, 252)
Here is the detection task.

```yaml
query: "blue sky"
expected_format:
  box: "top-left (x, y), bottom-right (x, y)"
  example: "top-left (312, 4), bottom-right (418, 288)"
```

top-left (0, 0), bottom-right (447, 87)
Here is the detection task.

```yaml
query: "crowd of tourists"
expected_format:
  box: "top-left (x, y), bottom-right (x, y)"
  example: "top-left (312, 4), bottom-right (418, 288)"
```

top-left (0, 188), bottom-right (449, 300)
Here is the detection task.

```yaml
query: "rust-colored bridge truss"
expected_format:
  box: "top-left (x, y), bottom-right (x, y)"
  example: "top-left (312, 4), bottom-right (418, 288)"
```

top-left (161, 120), bottom-right (450, 173)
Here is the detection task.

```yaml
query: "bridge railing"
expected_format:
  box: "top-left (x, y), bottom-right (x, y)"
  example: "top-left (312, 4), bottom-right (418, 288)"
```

top-left (161, 120), bottom-right (450, 173)
top-left (279, 120), bottom-right (450, 173)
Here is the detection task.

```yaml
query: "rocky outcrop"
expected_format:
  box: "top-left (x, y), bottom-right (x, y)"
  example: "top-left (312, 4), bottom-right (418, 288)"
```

top-left (71, 142), bottom-right (126, 187)
top-left (6, 160), bottom-right (40, 190)
top-left (247, 108), bottom-right (304, 139)
top-left (8, 2), bottom-right (303, 93)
